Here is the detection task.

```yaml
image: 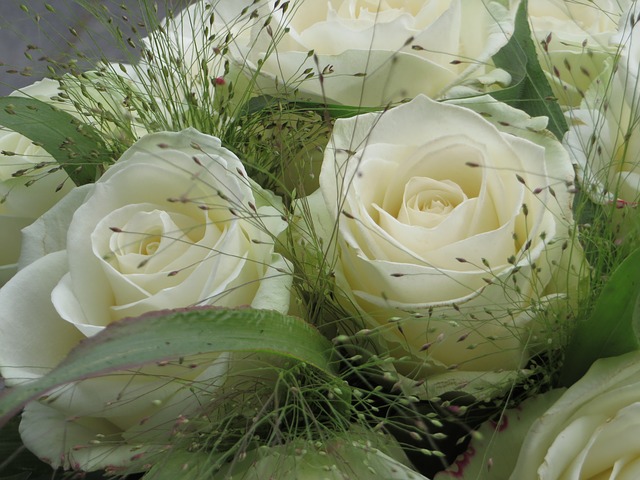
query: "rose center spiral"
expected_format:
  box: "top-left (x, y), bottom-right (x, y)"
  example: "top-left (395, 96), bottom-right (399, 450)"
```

top-left (139, 231), bottom-right (162, 255)
top-left (397, 177), bottom-right (466, 227)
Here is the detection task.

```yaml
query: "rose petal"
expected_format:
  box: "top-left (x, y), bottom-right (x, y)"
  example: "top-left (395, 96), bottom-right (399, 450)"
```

top-left (249, 0), bottom-right (516, 104)
top-left (0, 251), bottom-right (83, 383)
top-left (19, 401), bottom-right (141, 471)
top-left (540, 413), bottom-right (607, 478)
top-left (0, 215), bottom-right (32, 282)
top-left (250, 253), bottom-right (293, 314)
top-left (51, 272), bottom-right (106, 337)
top-left (257, 48), bottom-right (457, 105)
top-left (18, 185), bottom-right (93, 268)
top-left (566, 403), bottom-right (640, 478)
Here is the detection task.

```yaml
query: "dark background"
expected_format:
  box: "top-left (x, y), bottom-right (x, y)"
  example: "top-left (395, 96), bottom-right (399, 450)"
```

top-left (0, 0), bottom-right (186, 96)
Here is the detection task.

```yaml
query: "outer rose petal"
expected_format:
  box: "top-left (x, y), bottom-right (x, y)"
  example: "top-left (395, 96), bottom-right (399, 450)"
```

top-left (255, 48), bottom-right (457, 106)
top-left (19, 401), bottom-right (143, 471)
top-left (0, 251), bottom-right (83, 383)
top-left (0, 215), bottom-right (32, 284)
top-left (19, 354), bottom-right (230, 471)
top-left (250, 253), bottom-right (294, 314)
top-left (18, 186), bottom-right (93, 268)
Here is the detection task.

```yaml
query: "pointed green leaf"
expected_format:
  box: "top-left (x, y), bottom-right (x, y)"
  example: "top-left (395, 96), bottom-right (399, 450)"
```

top-left (560, 248), bottom-right (640, 386)
top-left (0, 97), bottom-right (110, 185)
top-left (491, 0), bottom-right (567, 140)
top-left (293, 101), bottom-right (381, 119)
top-left (242, 95), bottom-right (381, 119)
top-left (0, 307), bottom-right (336, 427)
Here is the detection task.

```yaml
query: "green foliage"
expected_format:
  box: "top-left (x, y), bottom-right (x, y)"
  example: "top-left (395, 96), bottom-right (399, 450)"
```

top-left (560, 247), bottom-right (640, 387)
top-left (0, 417), bottom-right (52, 479)
top-left (0, 97), bottom-right (109, 185)
top-left (491, 0), bottom-right (567, 140)
top-left (0, 307), bottom-right (337, 428)
top-left (243, 95), bottom-right (383, 119)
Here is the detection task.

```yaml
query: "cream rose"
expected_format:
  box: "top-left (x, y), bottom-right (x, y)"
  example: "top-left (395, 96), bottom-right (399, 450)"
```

top-left (240, 0), bottom-right (517, 106)
top-left (0, 129), bottom-right (292, 470)
top-left (439, 351), bottom-right (640, 479)
top-left (306, 94), bottom-right (583, 395)
top-left (0, 79), bottom-right (75, 285)
top-left (564, 14), bottom-right (640, 239)
top-left (528, 0), bottom-right (630, 107)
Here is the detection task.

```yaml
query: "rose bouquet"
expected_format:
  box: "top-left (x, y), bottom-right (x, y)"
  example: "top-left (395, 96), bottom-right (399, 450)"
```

top-left (0, 0), bottom-right (638, 479)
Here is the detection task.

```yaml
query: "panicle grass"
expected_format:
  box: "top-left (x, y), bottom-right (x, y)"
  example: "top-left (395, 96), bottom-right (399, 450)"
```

top-left (1, 1), bottom-right (639, 479)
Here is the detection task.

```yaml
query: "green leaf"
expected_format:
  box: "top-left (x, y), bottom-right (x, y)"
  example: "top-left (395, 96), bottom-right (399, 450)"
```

top-left (293, 101), bottom-right (382, 119)
top-left (242, 95), bottom-right (381, 119)
top-left (0, 307), bottom-right (336, 428)
top-left (559, 247), bottom-right (640, 386)
top-left (0, 97), bottom-right (110, 185)
top-left (242, 95), bottom-right (280, 116)
top-left (490, 0), bottom-right (567, 140)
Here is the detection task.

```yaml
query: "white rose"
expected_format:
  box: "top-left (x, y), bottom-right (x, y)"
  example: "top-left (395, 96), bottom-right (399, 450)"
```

top-left (0, 129), bottom-right (292, 470)
top-left (439, 351), bottom-right (640, 479)
top-left (528, 0), bottom-right (630, 107)
top-left (306, 94), bottom-right (583, 395)
top-left (0, 79), bottom-right (75, 285)
top-left (564, 13), bottom-right (640, 240)
top-left (240, 0), bottom-right (517, 106)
